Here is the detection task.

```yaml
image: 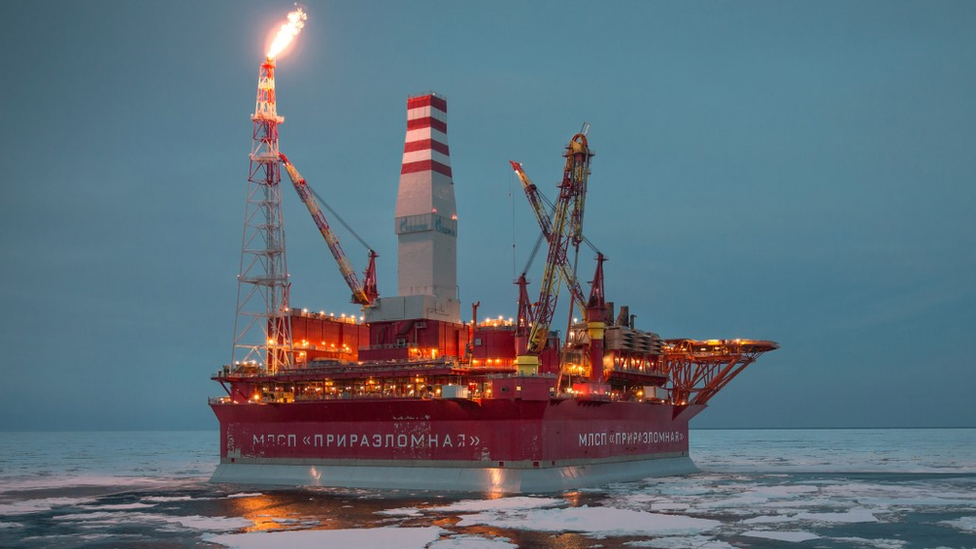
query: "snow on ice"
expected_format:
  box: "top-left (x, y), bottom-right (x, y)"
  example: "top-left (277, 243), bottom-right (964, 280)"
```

top-left (205, 526), bottom-right (444, 549)
top-left (742, 530), bottom-right (820, 542)
top-left (455, 505), bottom-right (720, 537)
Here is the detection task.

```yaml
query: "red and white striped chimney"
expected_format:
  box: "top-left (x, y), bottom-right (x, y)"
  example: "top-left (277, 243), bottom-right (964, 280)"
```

top-left (401, 94), bottom-right (452, 178)
top-left (385, 92), bottom-right (459, 323)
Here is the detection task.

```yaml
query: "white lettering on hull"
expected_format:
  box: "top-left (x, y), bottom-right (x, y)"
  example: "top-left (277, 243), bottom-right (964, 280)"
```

top-left (252, 434), bottom-right (298, 447)
top-left (578, 431), bottom-right (684, 447)
top-left (250, 432), bottom-right (483, 450)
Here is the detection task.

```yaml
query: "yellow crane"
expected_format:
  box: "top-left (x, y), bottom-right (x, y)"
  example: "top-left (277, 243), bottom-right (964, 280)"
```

top-left (515, 131), bottom-right (593, 375)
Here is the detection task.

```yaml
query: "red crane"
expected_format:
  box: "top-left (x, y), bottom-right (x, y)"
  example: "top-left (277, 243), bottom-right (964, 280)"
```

top-left (279, 153), bottom-right (378, 306)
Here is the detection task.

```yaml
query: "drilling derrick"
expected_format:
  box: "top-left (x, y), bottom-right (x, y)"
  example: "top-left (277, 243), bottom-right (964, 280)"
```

top-left (232, 57), bottom-right (293, 373)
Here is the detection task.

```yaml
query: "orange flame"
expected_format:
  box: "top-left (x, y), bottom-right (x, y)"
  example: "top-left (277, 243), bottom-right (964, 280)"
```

top-left (266, 8), bottom-right (307, 60)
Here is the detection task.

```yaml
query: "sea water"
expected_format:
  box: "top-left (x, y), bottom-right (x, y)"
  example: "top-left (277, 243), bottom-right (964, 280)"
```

top-left (1, 429), bottom-right (974, 548)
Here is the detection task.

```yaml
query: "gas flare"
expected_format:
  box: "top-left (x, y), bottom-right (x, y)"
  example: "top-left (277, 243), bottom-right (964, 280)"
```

top-left (266, 8), bottom-right (307, 60)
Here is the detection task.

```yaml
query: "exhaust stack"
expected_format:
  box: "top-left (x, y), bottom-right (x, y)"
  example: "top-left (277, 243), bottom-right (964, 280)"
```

top-left (367, 93), bottom-right (460, 323)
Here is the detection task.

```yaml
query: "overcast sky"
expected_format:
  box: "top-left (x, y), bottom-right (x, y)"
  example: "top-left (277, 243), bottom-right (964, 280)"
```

top-left (2, 1), bottom-right (974, 431)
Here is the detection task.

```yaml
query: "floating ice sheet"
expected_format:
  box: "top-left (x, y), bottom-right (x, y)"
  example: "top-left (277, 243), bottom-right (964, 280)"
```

top-left (828, 536), bottom-right (907, 549)
top-left (742, 530), bottom-right (820, 542)
top-left (0, 497), bottom-right (95, 515)
top-left (141, 495), bottom-right (196, 502)
top-left (0, 475), bottom-right (194, 494)
top-left (205, 526), bottom-right (444, 549)
top-left (52, 510), bottom-right (251, 531)
top-left (378, 496), bottom-right (565, 517)
top-left (429, 534), bottom-right (517, 549)
top-left (793, 509), bottom-right (879, 523)
top-left (940, 516), bottom-right (976, 533)
top-left (456, 505), bottom-right (720, 537)
top-left (624, 536), bottom-right (736, 548)
top-left (78, 502), bottom-right (156, 510)
top-left (739, 514), bottom-right (795, 524)
top-left (428, 496), bottom-right (565, 513)
top-left (598, 471), bottom-right (976, 525)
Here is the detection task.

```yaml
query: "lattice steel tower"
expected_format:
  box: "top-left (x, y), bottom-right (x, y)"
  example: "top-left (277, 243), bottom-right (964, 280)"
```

top-left (232, 58), bottom-right (293, 372)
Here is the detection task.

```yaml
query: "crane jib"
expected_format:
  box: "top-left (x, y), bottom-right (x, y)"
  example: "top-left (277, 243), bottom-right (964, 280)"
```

top-left (279, 154), bottom-right (377, 306)
top-left (523, 132), bottom-right (593, 357)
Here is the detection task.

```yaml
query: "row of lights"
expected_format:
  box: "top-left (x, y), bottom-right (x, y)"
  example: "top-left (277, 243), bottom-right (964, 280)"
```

top-left (470, 358), bottom-right (512, 366)
top-left (297, 340), bottom-right (352, 350)
top-left (479, 316), bottom-right (515, 327)
top-left (299, 308), bottom-right (365, 323)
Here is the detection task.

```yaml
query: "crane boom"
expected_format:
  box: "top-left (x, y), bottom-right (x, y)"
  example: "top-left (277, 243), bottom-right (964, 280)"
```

top-left (509, 160), bottom-right (587, 313)
top-left (515, 132), bottom-right (593, 375)
top-left (279, 153), bottom-right (378, 306)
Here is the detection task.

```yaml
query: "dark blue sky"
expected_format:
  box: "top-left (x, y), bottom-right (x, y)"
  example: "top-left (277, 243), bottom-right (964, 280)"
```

top-left (2, 1), bottom-right (974, 430)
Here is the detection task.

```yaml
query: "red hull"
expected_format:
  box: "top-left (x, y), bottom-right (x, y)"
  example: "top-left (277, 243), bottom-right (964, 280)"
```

top-left (212, 397), bottom-right (704, 467)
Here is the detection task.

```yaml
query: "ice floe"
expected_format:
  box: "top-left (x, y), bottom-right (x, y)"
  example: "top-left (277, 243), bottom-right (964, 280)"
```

top-left (0, 497), bottom-right (95, 515)
top-left (597, 471), bottom-right (976, 526)
top-left (828, 536), bottom-right (907, 548)
top-left (78, 502), bottom-right (156, 510)
top-left (0, 475), bottom-right (190, 494)
top-left (52, 511), bottom-right (251, 531)
top-left (375, 506), bottom-right (424, 517)
top-left (456, 505), bottom-right (720, 537)
top-left (623, 535), bottom-right (735, 548)
top-left (940, 516), bottom-right (976, 533)
top-left (793, 509), bottom-right (879, 523)
top-left (742, 530), bottom-right (820, 542)
top-left (428, 496), bottom-right (565, 513)
top-left (739, 514), bottom-right (795, 524)
top-left (205, 526), bottom-right (444, 549)
top-left (378, 496), bottom-right (564, 517)
top-left (429, 534), bottom-right (517, 549)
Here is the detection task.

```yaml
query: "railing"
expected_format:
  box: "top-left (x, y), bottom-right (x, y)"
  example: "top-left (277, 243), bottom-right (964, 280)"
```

top-left (209, 385), bottom-right (655, 405)
top-left (214, 357), bottom-right (469, 379)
